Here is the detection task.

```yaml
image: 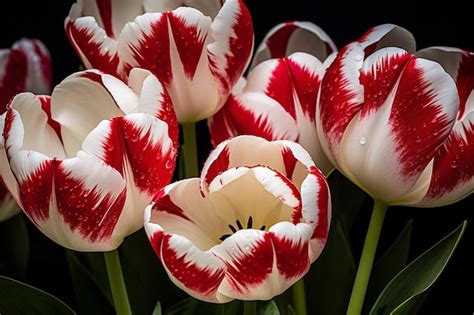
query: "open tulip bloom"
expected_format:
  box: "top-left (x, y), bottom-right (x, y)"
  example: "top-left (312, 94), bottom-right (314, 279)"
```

top-left (209, 22), bottom-right (336, 175)
top-left (144, 136), bottom-right (331, 303)
top-left (315, 24), bottom-right (474, 313)
top-left (65, 0), bottom-right (254, 123)
top-left (0, 38), bottom-right (52, 222)
top-left (0, 68), bottom-right (178, 251)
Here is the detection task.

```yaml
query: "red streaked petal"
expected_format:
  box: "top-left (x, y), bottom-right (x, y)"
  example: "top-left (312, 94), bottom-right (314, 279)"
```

top-left (119, 11), bottom-right (220, 123)
top-left (359, 48), bottom-right (411, 117)
top-left (269, 221), bottom-right (312, 279)
top-left (251, 21), bottom-right (336, 68)
top-left (11, 38), bottom-right (52, 95)
top-left (168, 8), bottom-right (211, 79)
top-left (6, 95), bottom-right (65, 160)
top-left (65, 16), bottom-right (120, 77)
top-left (119, 13), bottom-right (171, 84)
top-left (420, 113), bottom-right (474, 206)
top-left (358, 23), bottom-right (416, 56)
top-left (54, 155), bottom-right (127, 247)
top-left (317, 42), bottom-right (364, 164)
top-left (303, 166), bottom-right (331, 260)
top-left (128, 68), bottom-right (179, 147)
top-left (82, 113), bottom-right (176, 198)
top-left (211, 230), bottom-right (274, 300)
top-left (208, 92), bottom-right (299, 147)
top-left (389, 57), bottom-right (459, 178)
top-left (417, 47), bottom-right (474, 121)
top-left (201, 140), bottom-right (230, 192)
top-left (0, 47), bottom-right (27, 111)
top-left (160, 233), bottom-right (228, 303)
top-left (248, 53), bottom-right (322, 121)
top-left (79, 0), bottom-right (144, 38)
top-left (9, 150), bottom-right (54, 223)
top-left (207, 0), bottom-right (254, 90)
top-left (9, 149), bottom-right (128, 250)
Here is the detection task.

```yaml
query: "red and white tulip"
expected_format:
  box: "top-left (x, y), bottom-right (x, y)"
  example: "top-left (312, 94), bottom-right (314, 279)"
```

top-left (209, 22), bottom-right (336, 174)
top-left (413, 47), bottom-right (474, 206)
top-left (0, 38), bottom-right (52, 222)
top-left (0, 68), bottom-right (178, 251)
top-left (144, 136), bottom-right (331, 302)
top-left (65, 0), bottom-right (254, 123)
top-left (316, 24), bottom-right (472, 206)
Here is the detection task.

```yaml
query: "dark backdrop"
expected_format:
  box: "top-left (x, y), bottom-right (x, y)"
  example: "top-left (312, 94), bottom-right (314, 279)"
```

top-left (0, 1), bottom-right (472, 314)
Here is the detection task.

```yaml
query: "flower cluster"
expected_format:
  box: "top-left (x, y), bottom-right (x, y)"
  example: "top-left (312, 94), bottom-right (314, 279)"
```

top-left (0, 0), bottom-right (472, 309)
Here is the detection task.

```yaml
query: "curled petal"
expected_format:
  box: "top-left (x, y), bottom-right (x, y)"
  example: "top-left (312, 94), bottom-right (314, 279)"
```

top-left (358, 23), bottom-right (416, 55)
top-left (251, 21), bottom-right (336, 68)
top-left (207, 0), bottom-right (254, 91)
top-left (65, 10), bottom-right (120, 77)
top-left (51, 70), bottom-right (127, 157)
top-left (417, 112), bottom-right (474, 206)
top-left (144, 214), bottom-right (229, 303)
top-left (417, 47), bottom-right (474, 120)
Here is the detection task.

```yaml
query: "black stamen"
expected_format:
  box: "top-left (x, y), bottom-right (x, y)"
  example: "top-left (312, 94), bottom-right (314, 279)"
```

top-left (260, 225), bottom-right (266, 231)
top-left (236, 219), bottom-right (243, 230)
top-left (247, 216), bottom-right (253, 229)
top-left (219, 234), bottom-right (231, 241)
top-left (228, 224), bottom-right (237, 233)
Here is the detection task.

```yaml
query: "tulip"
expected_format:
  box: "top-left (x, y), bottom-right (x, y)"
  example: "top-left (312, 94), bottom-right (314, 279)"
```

top-left (209, 22), bottom-right (336, 174)
top-left (0, 68), bottom-right (178, 251)
top-left (0, 38), bottom-right (52, 222)
top-left (65, 0), bottom-right (254, 123)
top-left (317, 24), bottom-right (470, 314)
top-left (317, 24), bottom-right (460, 206)
top-left (414, 46), bottom-right (474, 206)
top-left (144, 135), bottom-right (331, 303)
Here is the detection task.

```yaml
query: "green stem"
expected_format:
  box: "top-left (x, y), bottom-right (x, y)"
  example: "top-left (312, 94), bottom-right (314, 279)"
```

top-left (243, 301), bottom-right (257, 315)
top-left (104, 250), bottom-right (132, 315)
top-left (347, 199), bottom-right (388, 315)
top-left (182, 123), bottom-right (199, 178)
top-left (292, 279), bottom-right (307, 315)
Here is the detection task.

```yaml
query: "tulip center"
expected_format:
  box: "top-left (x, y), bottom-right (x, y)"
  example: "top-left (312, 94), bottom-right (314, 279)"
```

top-left (219, 216), bottom-right (266, 242)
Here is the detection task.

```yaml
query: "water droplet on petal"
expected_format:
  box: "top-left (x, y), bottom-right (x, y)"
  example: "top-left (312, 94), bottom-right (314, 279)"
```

top-left (358, 137), bottom-right (367, 145)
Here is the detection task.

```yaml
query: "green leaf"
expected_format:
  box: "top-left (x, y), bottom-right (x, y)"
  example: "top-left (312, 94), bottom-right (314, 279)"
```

top-left (306, 218), bottom-right (356, 315)
top-left (286, 305), bottom-right (296, 315)
top-left (0, 212), bottom-right (29, 280)
top-left (65, 250), bottom-right (113, 315)
top-left (364, 220), bottom-right (413, 312)
top-left (370, 221), bottom-right (467, 315)
top-left (0, 276), bottom-right (76, 314)
top-left (257, 300), bottom-right (280, 315)
top-left (152, 302), bottom-right (162, 315)
top-left (165, 297), bottom-right (199, 315)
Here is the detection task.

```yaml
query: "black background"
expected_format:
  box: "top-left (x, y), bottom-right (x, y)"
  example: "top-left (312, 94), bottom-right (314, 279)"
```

top-left (0, 1), bottom-right (473, 314)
